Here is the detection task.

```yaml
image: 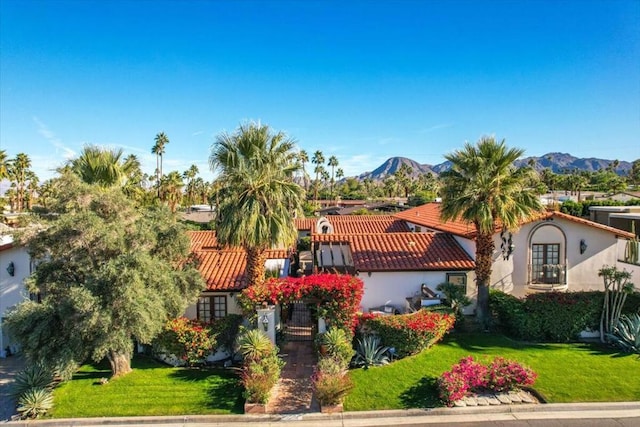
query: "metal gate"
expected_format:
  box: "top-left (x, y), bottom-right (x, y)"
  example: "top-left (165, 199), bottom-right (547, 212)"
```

top-left (284, 300), bottom-right (314, 341)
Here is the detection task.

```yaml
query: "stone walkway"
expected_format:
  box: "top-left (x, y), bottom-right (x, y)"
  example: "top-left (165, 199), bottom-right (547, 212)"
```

top-left (453, 389), bottom-right (539, 407)
top-left (267, 341), bottom-right (319, 414)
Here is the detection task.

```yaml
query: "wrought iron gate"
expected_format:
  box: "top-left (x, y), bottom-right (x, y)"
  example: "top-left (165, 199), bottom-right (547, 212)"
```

top-left (284, 300), bottom-right (314, 341)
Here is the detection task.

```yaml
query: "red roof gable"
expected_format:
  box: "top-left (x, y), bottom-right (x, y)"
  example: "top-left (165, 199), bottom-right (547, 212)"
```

top-left (313, 232), bottom-right (474, 272)
top-left (394, 203), bottom-right (635, 240)
top-left (296, 215), bottom-right (410, 234)
top-left (188, 231), bottom-right (290, 291)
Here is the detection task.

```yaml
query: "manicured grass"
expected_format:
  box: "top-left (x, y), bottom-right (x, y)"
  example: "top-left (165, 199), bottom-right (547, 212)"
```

top-left (344, 333), bottom-right (640, 411)
top-left (50, 356), bottom-right (244, 418)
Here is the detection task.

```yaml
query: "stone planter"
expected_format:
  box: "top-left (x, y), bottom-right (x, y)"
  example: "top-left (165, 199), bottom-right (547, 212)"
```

top-left (244, 402), bottom-right (267, 414)
top-left (320, 402), bottom-right (343, 413)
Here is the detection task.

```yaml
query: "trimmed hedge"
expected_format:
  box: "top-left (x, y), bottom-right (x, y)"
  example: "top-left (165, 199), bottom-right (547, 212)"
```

top-left (490, 290), bottom-right (640, 342)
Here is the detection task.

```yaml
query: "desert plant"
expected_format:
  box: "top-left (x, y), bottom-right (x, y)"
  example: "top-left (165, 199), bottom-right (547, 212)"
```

top-left (599, 266), bottom-right (635, 343)
top-left (606, 312), bottom-right (640, 355)
top-left (436, 282), bottom-right (471, 318)
top-left (311, 369), bottom-right (353, 406)
top-left (11, 364), bottom-right (55, 398)
top-left (17, 387), bottom-right (54, 419)
top-left (319, 328), bottom-right (354, 368)
top-left (236, 328), bottom-right (275, 362)
top-left (352, 335), bottom-right (390, 369)
top-left (240, 356), bottom-right (284, 404)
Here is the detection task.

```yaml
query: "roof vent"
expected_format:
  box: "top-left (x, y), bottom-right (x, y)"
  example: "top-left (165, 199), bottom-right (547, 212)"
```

top-left (408, 241), bottom-right (416, 247)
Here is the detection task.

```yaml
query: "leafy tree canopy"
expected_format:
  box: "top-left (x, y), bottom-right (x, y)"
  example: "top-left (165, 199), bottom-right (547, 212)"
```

top-left (5, 175), bottom-right (204, 378)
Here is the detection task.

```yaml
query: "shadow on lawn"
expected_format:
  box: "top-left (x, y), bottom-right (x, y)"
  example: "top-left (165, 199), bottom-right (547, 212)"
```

top-left (399, 376), bottom-right (441, 409)
top-left (444, 332), bottom-right (556, 353)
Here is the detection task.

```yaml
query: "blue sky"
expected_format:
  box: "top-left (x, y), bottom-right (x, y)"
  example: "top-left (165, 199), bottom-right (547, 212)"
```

top-left (1, 0), bottom-right (639, 183)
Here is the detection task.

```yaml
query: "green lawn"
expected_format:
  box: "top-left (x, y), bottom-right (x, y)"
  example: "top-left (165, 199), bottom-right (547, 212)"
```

top-left (344, 333), bottom-right (640, 411)
top-left (50, 356), bottom-right (244, 418)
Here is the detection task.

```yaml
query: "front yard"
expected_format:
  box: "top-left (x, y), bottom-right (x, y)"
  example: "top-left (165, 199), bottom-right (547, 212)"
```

top-left (345, 332), bottom-right (640, 411)
top-left (50, 356), bottom-right (243, 417)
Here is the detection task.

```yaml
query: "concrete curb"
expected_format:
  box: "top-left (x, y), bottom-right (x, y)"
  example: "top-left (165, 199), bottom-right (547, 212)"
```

top-left (4, 401), bottom-right (640, 426)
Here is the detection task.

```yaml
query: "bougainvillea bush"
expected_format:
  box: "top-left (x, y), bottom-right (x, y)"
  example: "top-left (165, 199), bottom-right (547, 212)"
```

top-left (362, 310), bottom-right (455, 358)
top-left (154, 317), bottom-right (216, 366)
top-left (238, 274), bottom-right (364, 332)
top-left (437, 356), bottom-right (537, 406)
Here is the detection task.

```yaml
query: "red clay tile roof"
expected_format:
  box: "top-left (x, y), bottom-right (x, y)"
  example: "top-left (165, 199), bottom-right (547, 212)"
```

top-left (188, 231), bottom-right (290, 291)
top-left (313, 232), bottom-right (474, 272)
top-left (394, 203), bottom-right (636, 239)
top-left (296, 215), bottom-right (410, 234)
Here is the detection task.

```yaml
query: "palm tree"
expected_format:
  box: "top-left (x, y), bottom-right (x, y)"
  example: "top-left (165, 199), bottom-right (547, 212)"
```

top-left (312, 150), bottom-right (325, 201)
top-left (183, 164), bottom-right (199, 207)
top-left (0, 150), bottom-right (9, 180)
top-left (298, 150), bottom-right (309, 191)
top-left (440, 137), bottom-right (542, 324)
top-left (152, 132), bottom-right (169, 198)
top-left (10, 153), bottom-right (32, 212)
top-left (328, 155), bottom-right (339, 201)
top-left (69, 145), bottom-right (132, 187)
top-left (160, 171), bottom-right (184, 212)
top-left (209, 122), bottom-right (304, 287)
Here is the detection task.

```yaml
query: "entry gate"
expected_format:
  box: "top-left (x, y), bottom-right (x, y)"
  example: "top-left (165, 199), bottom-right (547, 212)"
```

top-left (284, 300), bottom-right (314, 341)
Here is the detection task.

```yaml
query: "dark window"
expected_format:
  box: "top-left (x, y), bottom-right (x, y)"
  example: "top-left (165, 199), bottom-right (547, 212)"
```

top-left (532, 244), bottom-right (561, 284)
top-left (197, 296), bottom-right (227, 322)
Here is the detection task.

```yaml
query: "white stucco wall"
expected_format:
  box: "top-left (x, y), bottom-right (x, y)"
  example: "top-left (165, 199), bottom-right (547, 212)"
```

top-left (0, 240), bottom-right (32, 357)
top-left (184, 291), bottom-right (244, 320)
top-left (358, 270), bottom-right (471, 313)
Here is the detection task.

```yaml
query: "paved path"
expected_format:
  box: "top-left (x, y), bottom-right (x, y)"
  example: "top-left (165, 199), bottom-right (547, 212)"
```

top-left (267, 341), bottom-right (319, 414)
top-left (0, 355), bottom-right (24, 421)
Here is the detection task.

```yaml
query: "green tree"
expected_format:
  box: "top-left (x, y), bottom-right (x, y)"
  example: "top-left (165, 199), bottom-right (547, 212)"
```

top-left (312, 150), bottom-right (325, 201)
top-left (328, 155), bottom-right (339, 200)
top-left (628, 159), bottom-right (640, 187)
top-left (298, 150), bottom-right (310, 192)
top-left (439, 137), bottom-right (542, 324)
top-left (152, 132), bottom-right (169, 198)
top-left (69, 145), bottom-right (134, 188)
top-left (160, 170), bottom-right (184, 212)
top-left (394, 163), bottom-right (414, 198)
top-left (9, 153), bottom-right (33, 212)
top-left (0, 149), bottom-right (9, 180)
top-left (5, 175), bottom-right (203, 378)
top-left (209, 122), bottom-right (304, 287)
top-left (183, 164), bottom-right (199, 207)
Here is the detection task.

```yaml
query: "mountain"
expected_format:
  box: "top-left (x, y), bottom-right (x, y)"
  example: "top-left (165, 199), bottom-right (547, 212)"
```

top-left (357, 157), bottom-right (436, 181)
top-left (354, 153), bottom-right (633, 181)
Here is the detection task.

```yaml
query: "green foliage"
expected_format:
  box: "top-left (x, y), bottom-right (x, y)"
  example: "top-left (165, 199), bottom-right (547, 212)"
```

top-left (210, 314), bottom-right (243, 353)
top-left (489, 290), bottom-right (634, 342)
top-left (17, 387), bottom-right (54, 419)
top-left (365, 310), bottom-right (456, 357)
top-left (236, 328), bottom-right (283, 404)
top-left (436, 282), bottom-right (471, 325)
top-left (599, 266), bottom-right (635, 342)
top-left (12, 364), bottom-right (55, 398)
top-left (318, 328), bottom-right (354, 369)
top-left (4, 175), bottom-right (204, 378)
top-left (352, 335), bottom-right (391, 368)
top-left (297, 236), bottom-right (311, 251)
top-left (153, 317), bottom-right (216, 366)
top-left (236, 328), bottom-right (277, 362)
top-left (606, 313), bottom-right (640, 355)
top-left (312, 369), bottom-right (354, 406)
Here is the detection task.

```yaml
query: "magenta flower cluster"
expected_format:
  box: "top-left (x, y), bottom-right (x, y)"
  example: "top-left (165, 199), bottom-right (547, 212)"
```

top-left (437, 356), bottom-right (537, 405)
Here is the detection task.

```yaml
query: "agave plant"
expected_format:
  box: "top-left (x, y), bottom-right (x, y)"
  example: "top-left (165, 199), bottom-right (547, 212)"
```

top-left (352, 335), bottom-right (390, 369)
top-left (236, 328), bottom-right (275, 361)
top-left (17, 387), bottom-right (54, 419)
top-left (11, 364), bottom-right (55, 398)
top-left (606, 312), bottom-right (640, 356)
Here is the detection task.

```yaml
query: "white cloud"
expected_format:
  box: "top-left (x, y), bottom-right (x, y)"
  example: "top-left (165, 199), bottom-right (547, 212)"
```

top-left (32, 117), bottom-right (76, 159)
top-left (419, 123), bottom-right (454, 134)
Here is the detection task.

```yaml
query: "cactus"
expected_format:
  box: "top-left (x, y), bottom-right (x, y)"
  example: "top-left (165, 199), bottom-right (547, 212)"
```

top-left (625, 222), bottom-right (639, 265)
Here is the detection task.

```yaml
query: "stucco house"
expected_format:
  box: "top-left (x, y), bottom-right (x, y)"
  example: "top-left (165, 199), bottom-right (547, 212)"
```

top-left (394, 203), bottom-right (636, 298)
top-left (0, 233), bottom-right (32, 357)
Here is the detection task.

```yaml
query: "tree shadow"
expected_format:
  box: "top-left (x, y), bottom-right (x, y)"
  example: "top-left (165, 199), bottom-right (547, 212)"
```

top-left (399, 376), bottom-right (442, 409)
top-left (443, 332), bottom-right (556, 353)
top-left (169, 367), bottom-right (244, 413)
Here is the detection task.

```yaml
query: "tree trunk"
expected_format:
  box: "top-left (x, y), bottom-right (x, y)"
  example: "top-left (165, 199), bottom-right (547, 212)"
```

top-left (108, 350), bottom-right (132, 377)
top-left (475, 231), bottom-right (495, 327)
top-left (246, 247), bottom-right (268, 288)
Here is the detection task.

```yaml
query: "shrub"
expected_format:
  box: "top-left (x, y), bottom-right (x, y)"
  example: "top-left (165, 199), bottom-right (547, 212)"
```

top-left (237, 328), bottom-right (275, 362)
top-left (352, 335), bottom-right (390, 368)
top-left (311, 362), bottom-right (354, 406)
top-left (154, 317), bottom-right (216, 366)
top-left (437, 356), bottom-right (537, 406)
top-left (240, 356), bottom-right (283, 404)
top-left (17, 387), bottom-right (54, 419)
top-left (318, 328), bottom-right (354, 368)
top-left (365, 310), bottom-right (455, 357)
top-left (210, 314), bottom-right (243, 353)
top-left (12, 364), bottom-right (54, 398)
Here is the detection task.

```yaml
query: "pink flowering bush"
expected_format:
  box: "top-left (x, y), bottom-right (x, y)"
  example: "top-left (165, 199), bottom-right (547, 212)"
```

top-left (437, 356), bottom-right (537, 406)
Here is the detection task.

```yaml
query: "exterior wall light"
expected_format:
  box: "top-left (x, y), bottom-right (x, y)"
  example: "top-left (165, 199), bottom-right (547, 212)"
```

top-left (580, 239), bottom-right (588, 255)
top-left (261, 314), bottom-right (269, 331)
top-left (6, 261), bottom-right (15, 277)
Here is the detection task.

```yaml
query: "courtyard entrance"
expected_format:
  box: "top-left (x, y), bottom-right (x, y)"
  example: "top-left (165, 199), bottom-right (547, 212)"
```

top-left (284, 300), bottom-right (314, 342)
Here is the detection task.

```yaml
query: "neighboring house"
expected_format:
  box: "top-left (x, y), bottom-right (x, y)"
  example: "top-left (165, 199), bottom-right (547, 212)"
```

top-left (394, 203), bottom-right (636, 298)
top-left (602, 191), bottom-right (640, 203)
top-left (0, 234), bottom-right (32, 358)
top-left (185, 231), bottom-right (291, 321)
top-left (589, 205), bottom-right (640, 238)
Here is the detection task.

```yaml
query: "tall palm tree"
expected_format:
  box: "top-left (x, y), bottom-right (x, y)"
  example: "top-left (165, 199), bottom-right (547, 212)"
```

top-left (0, 150), bottom-right (9, 180)
top-left (152, 132), bottom-right (169, 198)
top-left (440, 137), bottom-right (542, 324)
top-left (160, 171), bottom-right (184, 212)
top-left (298, 150), bottom-right (309, 191)
top-left (312, 150), bottom-right (325, 201)
top-left (69, 145), bottom-right (132, 187)
top-left (328, 155), bottom-right (339, 201)
top-left (10, 153), bottom-right (32, 212)
top-left (182, 164), bottom-right (199, 207)
top-left (209, 122), bottom-right (304, 287)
